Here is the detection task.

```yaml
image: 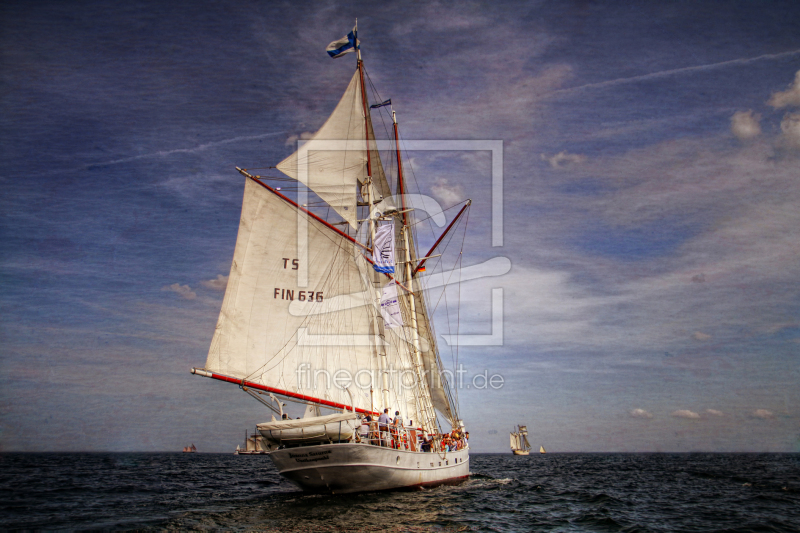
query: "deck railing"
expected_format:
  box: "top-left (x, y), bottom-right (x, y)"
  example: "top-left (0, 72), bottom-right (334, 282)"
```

top-left (354, 421), bottom-right (467, 453)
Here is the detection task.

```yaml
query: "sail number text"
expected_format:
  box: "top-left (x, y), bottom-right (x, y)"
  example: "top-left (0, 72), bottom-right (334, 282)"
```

top-left (274, 288), bottom-right (323, 302)
top-left (277, 258), bottom-right (323, 302)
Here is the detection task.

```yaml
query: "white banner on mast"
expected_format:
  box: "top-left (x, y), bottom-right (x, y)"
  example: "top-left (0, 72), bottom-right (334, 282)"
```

top-left (373, 223), bottom-right (395, 274)
top-left (380, 282), bottom-right (403, 329)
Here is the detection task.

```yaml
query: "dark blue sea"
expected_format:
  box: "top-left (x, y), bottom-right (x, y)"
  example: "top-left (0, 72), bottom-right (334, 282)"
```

top-left (1, 453), bottom-right (798, 532)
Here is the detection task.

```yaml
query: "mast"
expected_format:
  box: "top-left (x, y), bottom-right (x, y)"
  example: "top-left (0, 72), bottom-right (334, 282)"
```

top-left (393, 110), bottom-right (407, 227)
top-left (357, 33), bottom-right (390, 412)
top-left (395, 110), bottom-right (439, 435)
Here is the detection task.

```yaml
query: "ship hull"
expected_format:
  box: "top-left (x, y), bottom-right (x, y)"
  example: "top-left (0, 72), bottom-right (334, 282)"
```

top-left (269, 443), bottom-right (469, 494)
top-left (512, 449), bottom-right (529, 455)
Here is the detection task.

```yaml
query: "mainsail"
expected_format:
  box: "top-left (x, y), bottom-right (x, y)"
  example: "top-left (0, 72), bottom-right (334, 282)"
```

top-left (205, 179), bottom-right (430, 426)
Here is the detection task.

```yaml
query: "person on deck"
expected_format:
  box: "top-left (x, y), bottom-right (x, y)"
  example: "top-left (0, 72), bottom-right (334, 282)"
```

top-left (390, 411), bottom-right (403, 449)
top-left (378, 409), bottom-right (391, 447)
top-left (359, 416), bottom-right (371, 443)
top-left (420, 435), bottom-right (431, 452)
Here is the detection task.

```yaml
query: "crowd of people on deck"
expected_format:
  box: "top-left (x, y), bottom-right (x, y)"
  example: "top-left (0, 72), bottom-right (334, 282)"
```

top-left (354, 408), bottom-right (468, 453)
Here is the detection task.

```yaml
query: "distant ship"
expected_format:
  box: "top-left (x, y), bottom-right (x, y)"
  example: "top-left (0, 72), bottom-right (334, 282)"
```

top-left (540, 445), bottom-right (546, 454)
top-left (510, 425), bottom-right (532, 455)
top-left (182, 444), bottom-right (197, 453)
top-left (235, 428), bottom-right (272, 455)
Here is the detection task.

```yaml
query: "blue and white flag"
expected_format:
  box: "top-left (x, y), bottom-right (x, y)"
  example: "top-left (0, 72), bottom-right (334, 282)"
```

top-left (373, 223), bottom-right (395, 274)
top-left (380, 282), bottom-right (404, 329)
top-left (370, 99), bottom-right (391, 109)
top-left (326, 26), bottom-right (359, 58)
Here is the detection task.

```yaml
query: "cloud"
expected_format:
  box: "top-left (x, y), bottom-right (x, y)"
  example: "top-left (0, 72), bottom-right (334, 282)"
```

top-left (541, 151), bottom-right (586, 169)
top-left (284, 131), bottom-right (315, 147)
top-left (430, 178), bottom-right (464, 206)
top-left (97, 132), bottom-right (286, 168)
top-left (730, 110), bottom-right (761, 140)
top-left (672, 409), bottom-right (701, 419)
top-left (201, 274), bottom-right (228, 290)
top-left (161, 283), bottom-right (197, 300)
top-left (550, 50), bottom-right (800, 97)
top-left (493, 132), bottom-right (800, 365)
top-left (767, 70), bottom-right (800, 108)
top-left (630, 408), bottom-right (653, 419)
top-left (753, 409), bottom-right (774, 419)
top-left (705, 409), bottom-right (724, 416)
top-left (779, 112), bottom-right (800, 149)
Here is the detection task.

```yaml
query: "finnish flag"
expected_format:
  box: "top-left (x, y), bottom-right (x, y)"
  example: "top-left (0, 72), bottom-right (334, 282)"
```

top-left (326, 26), bottom-right (359, 58)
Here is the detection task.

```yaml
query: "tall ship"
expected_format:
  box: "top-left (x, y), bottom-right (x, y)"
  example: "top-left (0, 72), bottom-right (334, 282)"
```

top-left (235, 428), bottom-right (271, 455)
top-left (510, 425), bottom-right (532, 455)
top-left (192, 24), bottom-right (471, 494)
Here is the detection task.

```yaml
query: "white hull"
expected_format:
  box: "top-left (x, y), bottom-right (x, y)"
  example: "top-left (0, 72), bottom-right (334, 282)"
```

top-left (269, 442), bottom-right (469, 494)
top-left (512, 449), bottom-right (529, 455)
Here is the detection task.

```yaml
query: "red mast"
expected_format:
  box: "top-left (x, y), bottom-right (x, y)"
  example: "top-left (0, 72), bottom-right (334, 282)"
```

top-left (393, 111), bottom-right (408, 227)
top-left (356, 29), bottom-right (372, 182)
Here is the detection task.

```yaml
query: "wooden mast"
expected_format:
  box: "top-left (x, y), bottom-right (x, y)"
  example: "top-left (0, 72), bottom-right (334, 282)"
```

top-left (394, 110), bottom-right (439, 436)
top-left (356, 27), bottom-right (391, 412)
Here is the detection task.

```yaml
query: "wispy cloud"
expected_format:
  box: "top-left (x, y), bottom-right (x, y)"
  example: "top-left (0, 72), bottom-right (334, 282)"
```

top-left (630, 408), bottom-right (653, 419)
top-left (705, 409), bottom-right (724, 416)
top-left (779, 112), bottom-right (800, 149)
top-left (540, 151), bottom-right (586, 169)
top-left (767, 70), bottom-right (800, 108)
top-left (100, 132), bottom-right (286, 167)
top-left (672, 409), bottom-right (701, 419)
top-left (550, 50), bottom-right (800, 96)
top-left (201, 275), bottom-right (229, 291)
top-left (430, 178), bottom-right (464, 206)
top-left (753, 409), bottom-right (774, 419)
top-left (731, 110), bottom-right (761, 140)
top-left (161, 283), bottom-right (197, 300)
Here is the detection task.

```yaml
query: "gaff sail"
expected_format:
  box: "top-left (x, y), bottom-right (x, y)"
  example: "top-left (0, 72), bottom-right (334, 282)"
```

top-left (204, 179), bottom-right (428, 428)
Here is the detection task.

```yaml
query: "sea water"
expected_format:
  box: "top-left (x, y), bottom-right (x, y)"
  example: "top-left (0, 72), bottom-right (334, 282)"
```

top-left (1, 453), bottom-right (798, 531)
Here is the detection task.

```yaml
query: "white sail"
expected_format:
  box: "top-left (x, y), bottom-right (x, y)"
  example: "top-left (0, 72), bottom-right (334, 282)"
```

top-left (206, 179), bottom-right (374, 411)
top-left (277, 70), bottom-right (392, 228)
top-left (522, 434), bottom-right (531, 450)
top-left (412, 285), bottom-right (455, 422)
top-left (195, 35), bottom-right (472, 495)
top-left (205, 179), bottom-right (425, 425)
top-left (510, 432), bottom-right (519, 450)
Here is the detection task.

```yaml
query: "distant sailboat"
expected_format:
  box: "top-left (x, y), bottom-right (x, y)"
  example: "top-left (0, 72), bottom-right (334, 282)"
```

top-left (183, 444), bottom-right (197, 453)
top-left (235, 428), bottom-right (272, 455)
top-left (540, 445), bottom-right (546, 454)
top-left (510, 425), bottom-right (531, 455)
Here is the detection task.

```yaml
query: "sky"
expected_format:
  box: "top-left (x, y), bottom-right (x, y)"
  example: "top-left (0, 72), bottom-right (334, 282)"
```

top-left (2, 0), bottom-right (800, 453)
